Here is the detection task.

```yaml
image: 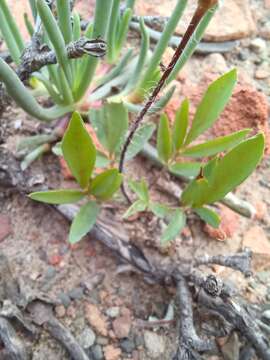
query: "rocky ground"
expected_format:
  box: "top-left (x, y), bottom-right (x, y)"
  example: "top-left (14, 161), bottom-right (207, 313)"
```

top-left (0, 0), bottom-right (270, 359)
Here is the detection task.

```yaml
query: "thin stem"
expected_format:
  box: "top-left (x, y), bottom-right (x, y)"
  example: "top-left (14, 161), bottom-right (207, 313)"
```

top-left (119, 1), bottom-right (217, 201)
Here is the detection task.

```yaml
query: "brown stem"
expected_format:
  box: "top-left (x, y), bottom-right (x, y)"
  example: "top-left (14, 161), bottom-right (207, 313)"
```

top-left (118, 2), bottom-right (214, 202)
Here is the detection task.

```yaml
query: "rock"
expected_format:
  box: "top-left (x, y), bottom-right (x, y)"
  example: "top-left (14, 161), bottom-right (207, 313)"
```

top-left (112, 314), bottom-right (132, 338)
top-left (66, 305), bottom-right (76, 319)
top-left (85, 303), bottom-right (108, 336)
top-left (144, 331), bottom-right (166, 359)
top-left (203, 206), bottom-right (240, 241)
top-left (47, 254), bottom-right (62, 266)
top-left (106, 307), bottom-right (120, 318)
top-left (55, 305), bottom-right (66, 318)
top-left (44, 266), bottom-right (57, 280)
top-left (135, 0), bottom-right (256, 41)
top-left (0, 214), bottom-right (12, 242)
top-left (265, 0), bottom-right (270, 8)
top-left (250, 38), bottom-right (267, 54)
top-left (78, 327), bottom-right (96, 349)
top-left (243, 226), bottom-right (270, 255)
top-left (89, 344), bottom-right (104, 360)
top-left (120, 338), bottom-right (136, 353)
top-left (57, 292), bottom-right (71, 308)
top-left (255, 201), bottom-right (268, 220)
top-left (103, 345), bottom-right (122, 360)
top-left (255, 65), bottom-right (269, 80)
top-left (96, 336), bottom-right (109, 346)
top-left (68, 287), bottom-right (84, 300)
top-left (262, 310), bottom-right (270, 323)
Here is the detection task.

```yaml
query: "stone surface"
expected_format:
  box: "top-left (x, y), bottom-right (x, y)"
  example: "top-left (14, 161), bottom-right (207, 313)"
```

top-left (135, 0), bottom-right (256, 41)
top-left (0, 214), bottom-right (12, 242)
top-left (144, 331), bottom-right (166, 359)
top-left (89, 344), bottom-right (104, 360)
top-left (85, 303), bottom-right (108, 336)
top-left (112, 314), bottom-right (132, 339)
top-left (204, 206), bottom-right (240, 241)
top-left (243, 226), bottom-right (270, 255)
top-left (103, 345), bottom-right (122, 360)
top-left (250, 38), bottom-right (267, 54)
top-left (78, 327), bottom-right (96, 349)
top-left (105, 307), bottom-right (120, 318)
top-left (120, 338), bottom-right (136, 353)
top-left (68, 287), bottom-right (84, 300)
top-left (55, 305), bottom-right (66, 318)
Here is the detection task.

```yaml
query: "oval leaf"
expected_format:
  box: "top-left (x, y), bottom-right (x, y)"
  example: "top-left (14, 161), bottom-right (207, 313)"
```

top-left (181, 133), bottom-right (265, 207)
top-left (90, 102), bottom-right (128, 155)
top-left (126, 123), bottom-right (155, 160)
top-left (69, 201), bottom-right (100, 244)
top-left (205, 133), bottom-right (265, 204)
top-left (185, 69), bottom-right (237, 145)
top-left (90, 169), bottom-right (123, 200)
top-left (128, 179), bottom-right (149, 203)
top-left (182, 129), bottom-right (250, 158)
top-left (29, 189), bottom-right (85, 204)
top-left (172, 98), bottom-right (189, 151)
top-left (169, 162), bottom-right (201, 178)
top-left (161, 209), bottom-right (186, 245)
top-left (194, 207), bottom-right (220, 228)
top-left (123, 200), bottom-right (147, 219)
top-left (62, 112), bottom-right (96, 189)
top-left (149, 202), bottom-right (171, 218)
top-left (157, 113), bottom-right (172, 164)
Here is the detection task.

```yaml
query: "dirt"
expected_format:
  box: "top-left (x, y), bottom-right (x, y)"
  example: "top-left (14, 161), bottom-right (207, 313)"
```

top-left (1, 1), bottom-right (270, 360)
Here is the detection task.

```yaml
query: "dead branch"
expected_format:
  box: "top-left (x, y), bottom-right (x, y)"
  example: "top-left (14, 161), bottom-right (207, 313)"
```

top-left (29, 302), bottom-right (91, 360)
top-left (0, 317), bottom-right (28, 360)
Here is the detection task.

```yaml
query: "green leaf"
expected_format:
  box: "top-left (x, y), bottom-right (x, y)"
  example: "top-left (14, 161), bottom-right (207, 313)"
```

top-left (96, 151), bottom-right (110, 168)
top-left (172, 99), bottom-right (189, 151)
top-left (181, 133), bottom-right (265, 207)
top-left (128, 179), bottom-right (149, 203)
top-left (69, 201), bottom-right (100, 244)
top-left (182, 129), bottom-right (250, 158)
top-left (123, 200), bottom-right (147, 219)
top-left (62, 112), bottom-right (96, 189)
top-left (185, 69), bottom-right (237, 145)
top-left (194, 207), bottom-right (221, 228)
top-left (126, 123), bottom-right (155, 160)
top-left (169, 162), bottom-right (201, 178)
top-left (29, 189), bottom-right (85, 204)
top-left (161, 209), bottom-right (186, 245)
top-left (90, 169), bottom-right (123, 200)
top-left (52, 142), bottom-right (63, 156)
top-left (157, 113), bottom-right (173, 164)
top-left (89, 102), bottom-right (128, 155)
top-left (149, 202), bottom-right (171, 218)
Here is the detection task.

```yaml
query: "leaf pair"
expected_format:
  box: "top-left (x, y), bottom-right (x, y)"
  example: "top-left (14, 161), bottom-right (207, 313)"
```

top-left (89, 102), bottom-right (155, 162)
top-left (29, 112), bottom-right (123, 244)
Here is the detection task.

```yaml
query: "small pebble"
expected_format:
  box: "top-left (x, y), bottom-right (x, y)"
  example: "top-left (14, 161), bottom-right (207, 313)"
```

top-left (55, 305), bottom-right (66, 318)
top-left (144, 331), bottom-right (166, 359)
top-left (57, 292), bottom-right (71, 308)
top-left (89, 344), bottom-right (104, 360)
top-left (68, 287), bottom-right (84, 300)
top-left (44, 266), bottom-right (57, 280)
top-left (78, 327), bottom-right (96, 349)
top-left (120, 338), bottom-right (136, 353)
top-left (96, 336), bottom-right (109, 346)
top-left (250, 38), bottom-right (267, 54)
top-left (106, 307), bottom-right (120, 318)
